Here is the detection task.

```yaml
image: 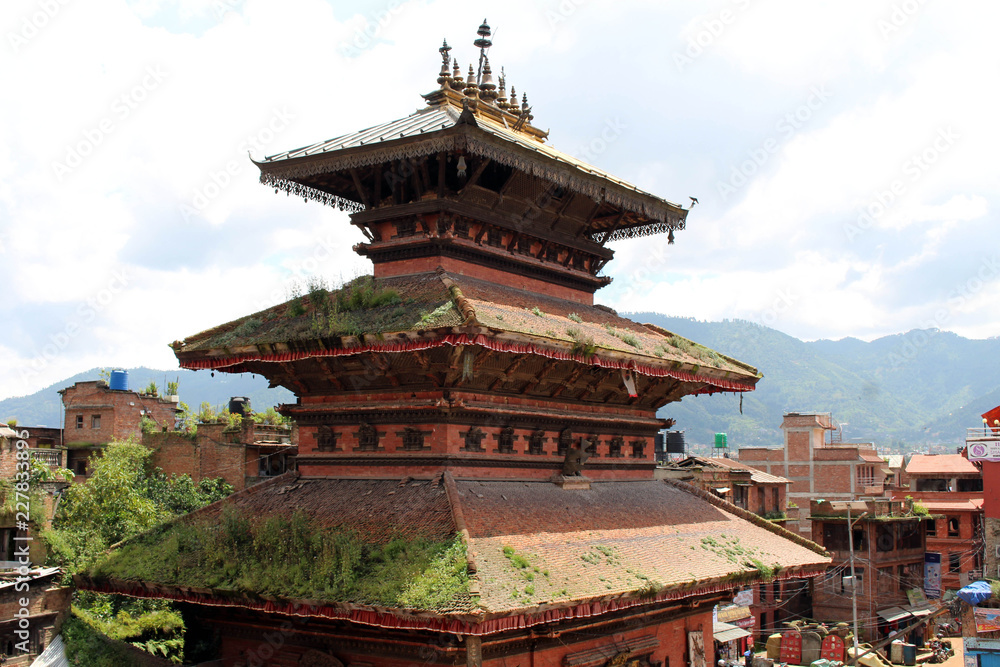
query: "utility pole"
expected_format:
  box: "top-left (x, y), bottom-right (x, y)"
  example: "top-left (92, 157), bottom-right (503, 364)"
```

top-left (831, 500), bottom-right (869, 665)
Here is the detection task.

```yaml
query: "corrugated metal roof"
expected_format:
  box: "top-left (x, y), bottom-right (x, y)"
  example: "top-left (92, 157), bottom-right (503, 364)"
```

top-left (260, 103), bottom-right (683, 213)
top-left (701, 456), bottom-right (791, 484)
top-left (919, 499), bottom-right (983, 511)
top-left (714, 621), bottom-right (752, 643)
top-left (29, 635), bottom-right (67, 667)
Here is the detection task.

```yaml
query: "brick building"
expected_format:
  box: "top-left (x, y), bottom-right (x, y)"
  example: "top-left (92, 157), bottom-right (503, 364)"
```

top-left (809, 499), bottom-right (930, 642)
top-left (59, 379), bottom-right (180, 477)
top-left (663, 455), bottom-right (789, 517)
top-left (78, 25), bottom-right (830, 666)
top-left (969, 405), bottom-right (1000, 581)
top-left (145, 418), bottom-right (296, 492)
top-left (739, 412), bottom-right (890, 538)
top-left (894, 453), bottom-right (984, 592)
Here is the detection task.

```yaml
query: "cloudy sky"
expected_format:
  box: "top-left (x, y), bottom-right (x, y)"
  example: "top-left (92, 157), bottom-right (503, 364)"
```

top-left (1, 0), bottom-right (997, 401)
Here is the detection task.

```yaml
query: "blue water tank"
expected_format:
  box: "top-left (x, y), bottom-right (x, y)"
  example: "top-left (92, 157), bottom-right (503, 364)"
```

top-left (109, 369), bottom-right (129, 391)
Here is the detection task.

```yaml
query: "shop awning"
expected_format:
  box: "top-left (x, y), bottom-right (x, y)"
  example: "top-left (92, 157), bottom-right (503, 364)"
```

top-left (877, 606), bottom-right (912, 623)
top-left (715, 487), bottom-right (731, 494)
top-left (714, 621), bottom-right (751, 643)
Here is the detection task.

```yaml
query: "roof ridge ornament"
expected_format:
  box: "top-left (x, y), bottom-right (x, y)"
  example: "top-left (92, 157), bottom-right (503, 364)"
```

top-left (437, 39), bottom-right (453, 89)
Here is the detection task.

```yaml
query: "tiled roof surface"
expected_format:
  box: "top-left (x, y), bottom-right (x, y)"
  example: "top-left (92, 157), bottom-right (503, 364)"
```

top-left (691, 456), bottom-right (790, 484)
top-left (905, 454), bottom-right (980, 475)
top-left (885, 455), bottom-right (905, 469)
top-left (196, 476), bottom-right (456, 543)
top-left (858, 450), bottom-right (886, 463)
top-left (919, 499), bottom-right (984, 511)
top-left (456, 479), bottom-right (829, 614)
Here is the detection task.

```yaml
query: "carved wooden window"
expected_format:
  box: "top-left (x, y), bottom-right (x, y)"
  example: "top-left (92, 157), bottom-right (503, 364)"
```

top-left (395, 219), bottom-right (416, 238)
top-left (630, 439), bottom-right (646, 458)
top-left (454, 220), bottom-right (470, 238)
top-left (316, 425), bottom-right (339, 452)
top-left (557, 428), bottom-right (573, 456)
top-left (545, 245), bottom-right (560, 262)
top-left (463, 427), bottom-right (486, 452)
top-left (572, 254), bottom-right (587, 271)
top-left (516, 236), bottom-right (532, 255)
top-left (402, 428), bottom-right (424, 451)
top-left (357, 423), bottom-right (379, 451)
top-left (497, 426), bottom-right (515, 454)
top-left (528, 429), bottom-right (546, 455)
top-left (608, 436), bottom-right (624, 458)
top-left (486, 228), bottom-right (503, 247)
top-left (584, 436), bottom-right (598, 456)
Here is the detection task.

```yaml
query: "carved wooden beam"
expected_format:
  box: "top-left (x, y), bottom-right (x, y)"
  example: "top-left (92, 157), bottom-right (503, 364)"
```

top-left (548, 192), bottom-right (576, 230)
top-left (459, 157), bottom-right (492, 194)
top-left (410, 160), bottom-right (424, 199)
top-left (317, 358), bottom-right (345, 391)
top-left (550, 364), bottom-right (586, 399)
top-left (374, 164), bottom-right (383, 206)
top-left (506, 230), bottom-right (522, 253)
top-left (279, 362), bottom-right (309, 394)
top-left (490, 168), bottom-right (517, 210)
top-left (576, 201), bottom-right (603, 238)
top-left (437, 151), bottom-right (447, 199)
top-left (522, 359), bottom-right (560, 393)
top-left (489, 354), bottom-right (529, 391)
top-left (349, 168), bottom-right (370, 208)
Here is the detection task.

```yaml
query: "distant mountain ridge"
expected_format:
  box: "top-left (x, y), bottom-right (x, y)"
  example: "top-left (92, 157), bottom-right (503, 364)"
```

top-left (628, 314), bottom-right (1000, 452)
top-left (3, 318), bottom-right (997, 452)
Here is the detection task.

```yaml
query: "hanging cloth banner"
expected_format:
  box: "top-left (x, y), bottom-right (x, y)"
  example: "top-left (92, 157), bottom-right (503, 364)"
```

top-left (975, 607), bottom-right (1000, 633)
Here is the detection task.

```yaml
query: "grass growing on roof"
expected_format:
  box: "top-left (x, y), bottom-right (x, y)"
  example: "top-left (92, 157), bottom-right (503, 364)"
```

top-left (89, 508), bottom-right (470, 610)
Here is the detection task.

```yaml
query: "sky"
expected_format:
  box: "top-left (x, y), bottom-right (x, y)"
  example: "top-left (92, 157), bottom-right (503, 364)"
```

top-left (1, 0), bottom-right (998, 401)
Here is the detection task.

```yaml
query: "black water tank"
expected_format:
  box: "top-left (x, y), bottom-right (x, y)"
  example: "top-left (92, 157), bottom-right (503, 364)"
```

top-left (654, 432), bottom-right (665, 454)
top-left (229, 397), bottom-right (250, 416)
top-left (665, 430), bottom-right (686, 454)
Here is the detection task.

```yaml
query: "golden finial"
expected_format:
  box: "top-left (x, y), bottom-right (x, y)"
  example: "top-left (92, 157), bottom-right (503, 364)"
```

top-left (497, 67), bottom-right (508, 110)
top-left (437, 39), bottom-right (452, 89)
top-left (509, 85), bottom-right (516, 110)
top-left (521, 92), bottom-right (533, 122)
top-left (452, 61), bottom-right (463, 89)
top-left (479, 57), bottom-right (497, 103)
top-left (464, 64), bottom-right (479, 98)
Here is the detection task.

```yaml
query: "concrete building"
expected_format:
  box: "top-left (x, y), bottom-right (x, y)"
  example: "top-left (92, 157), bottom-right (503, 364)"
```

top-left (739, 412), bottom-right (890, 538)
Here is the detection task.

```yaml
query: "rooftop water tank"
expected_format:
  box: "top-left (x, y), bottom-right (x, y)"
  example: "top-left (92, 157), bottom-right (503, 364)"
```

top-left (229, 397), bottom-right (250, 416)
top-left (109, 369), bottom-right (128, 391)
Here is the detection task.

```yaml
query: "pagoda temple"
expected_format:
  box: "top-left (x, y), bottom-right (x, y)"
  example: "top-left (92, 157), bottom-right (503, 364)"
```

top-left (79, 23), bottom-right (830, 667)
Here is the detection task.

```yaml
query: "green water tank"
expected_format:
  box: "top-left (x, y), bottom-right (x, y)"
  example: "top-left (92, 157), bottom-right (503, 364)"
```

top-left (714, 433), bottom-right (728, 448)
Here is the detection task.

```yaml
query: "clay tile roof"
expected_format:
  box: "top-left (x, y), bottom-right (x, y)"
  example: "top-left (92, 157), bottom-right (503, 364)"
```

top-left (918, 499), bottom-right (983, 512)
top-left (859, 451), bottom-right (887, 463)
top-left (457, 479), bottom-right (829, 615)
top-left (694, 456), bottom-right (790, 484)
top-left (905, 454), bottom-right (980, 475)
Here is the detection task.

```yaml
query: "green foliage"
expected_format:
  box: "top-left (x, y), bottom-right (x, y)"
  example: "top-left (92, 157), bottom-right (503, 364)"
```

top-left (567, 312), bottom-right (583, 323)
top-left (5, 417), bottom-right (16, 427)
top-left (568, 328), bottom-right (597, 359)
top-left (336, 275), bottom-right (401, 312)
top-left (0, 479), bottom-right (46, 525)
top-left (73, 603), bottom-right (185, 663)
top-left (531, 306), bottom-right (545, 317)
top-left (145, 472), bottom-right (233, 516)
top-left (250, 406), bottom-right (290, 426)
top-left (166, 380), bottom-right (178, 397)
top-left (912, 502), bottom-right (929, 516)
top-left (143, 381), bottom-right (158, 397)
top-left (195, 402), bottom-right (216, 424)
top-left (90, 508), bottom-right (469, 610)
top-left (420, 302), bottom-right (455, 325)
top-left (761, 510), bottom-right (787, 521)
top-left (29, 457), bottom-right (74, 483)
top-left (604, 325), bottom-right (641, 349)
top-left (62, 614), bottom-right (145, 667)
top-left (140, 415), bottom-right (159, 434)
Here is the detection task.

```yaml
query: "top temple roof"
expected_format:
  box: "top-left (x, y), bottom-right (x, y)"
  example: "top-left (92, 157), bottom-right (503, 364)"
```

top-left (253, 27), bottom-right (689, 244)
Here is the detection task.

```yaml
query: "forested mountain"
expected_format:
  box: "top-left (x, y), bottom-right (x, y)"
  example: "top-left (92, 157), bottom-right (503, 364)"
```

top-left (3, 319), bottom-right (998, 452)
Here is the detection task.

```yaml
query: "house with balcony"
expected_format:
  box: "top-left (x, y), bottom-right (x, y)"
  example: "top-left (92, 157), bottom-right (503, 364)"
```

top-left (809, 498), bottom-right (932, 641)
top-left (893, 453), bottom-right (984, 592)
top-left (664, 455), bottom-right (790, 517)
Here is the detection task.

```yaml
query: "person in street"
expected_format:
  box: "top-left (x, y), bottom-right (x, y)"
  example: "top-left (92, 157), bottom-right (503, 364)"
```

top-left (744, 646), bottom-right (753, 667)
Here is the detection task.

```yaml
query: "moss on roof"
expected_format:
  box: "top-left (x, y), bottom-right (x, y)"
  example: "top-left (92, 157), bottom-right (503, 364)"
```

top-left (89, 507), bottom-right (472, 612)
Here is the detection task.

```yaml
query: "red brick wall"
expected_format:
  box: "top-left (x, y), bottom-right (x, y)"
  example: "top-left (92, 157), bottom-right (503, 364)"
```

top-left (146, 427), bottom-right (249, 491)
top-left (61, 381), bottom-right (179, 445)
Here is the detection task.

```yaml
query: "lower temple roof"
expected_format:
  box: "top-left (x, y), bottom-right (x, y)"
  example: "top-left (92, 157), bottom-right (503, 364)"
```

top-left (80, 473), bottom-right (830, 635)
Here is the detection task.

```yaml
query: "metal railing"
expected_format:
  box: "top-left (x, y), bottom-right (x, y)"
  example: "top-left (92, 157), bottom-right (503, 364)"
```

top-left (29, 448), bottom-right (62, 467)
top-left (967, 427), bottom-right (1000, 440)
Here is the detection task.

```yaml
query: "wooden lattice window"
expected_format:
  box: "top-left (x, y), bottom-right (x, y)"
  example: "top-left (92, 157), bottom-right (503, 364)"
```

top-left (402, 428), bottom-right (425, 451)
top-left (316, 425), bottom-right (339, 452)
top-left (545, 245), bottom-right (560, 262)
top-left (528, 429), bottom-right (546, 455)
top-left (496, 426), bottom-right (516, 454)
top-left (486, 228), bottom-right (503, 247)
top-left (572, 254), bottom-right (587, 270)
top-left (516, 236), bottom-right (532, 255)
top-left (608, 436), bottom-right (624, 458)
top-left (395, 219), bottom-right (416, 238)
top-left (357, 423), bottom-right (379, 451)
top-left (454, 220), bottom-right (470, 238)
top-left (584, 436), bottom-right (598, 456)
top-left (463, 427), bottom-right (486, 452)
top-left (630, 439), bottom-right (646, 458)
top-left (557, 428), bottom-right (573, 456)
